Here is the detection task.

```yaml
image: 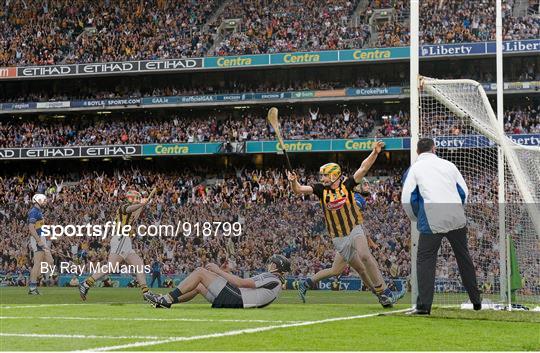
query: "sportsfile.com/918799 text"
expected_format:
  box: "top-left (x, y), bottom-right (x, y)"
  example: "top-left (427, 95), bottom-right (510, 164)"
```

top-left (39, 221), bottom-right (243, 240)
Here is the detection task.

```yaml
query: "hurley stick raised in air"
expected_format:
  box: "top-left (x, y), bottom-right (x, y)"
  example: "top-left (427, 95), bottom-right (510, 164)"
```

top-left (267, 107), bottom-right (293, 171)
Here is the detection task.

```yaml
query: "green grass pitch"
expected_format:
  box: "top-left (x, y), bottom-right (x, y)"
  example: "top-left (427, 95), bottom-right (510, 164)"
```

top-left (1, 287), bottom-right (539, 351)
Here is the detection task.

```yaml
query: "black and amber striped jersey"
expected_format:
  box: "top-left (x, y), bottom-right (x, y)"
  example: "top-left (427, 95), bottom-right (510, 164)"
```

top-left (311, 176), bottom-right (364, 238)
top-left (115, 202), bottom-right (138, 236)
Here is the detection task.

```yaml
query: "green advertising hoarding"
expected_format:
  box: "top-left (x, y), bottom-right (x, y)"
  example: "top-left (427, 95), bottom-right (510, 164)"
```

top-left (270, 51), bottom-right (339, 65)
top-left (142, 143), bottom-right (221, 156)
top-left (339, 47), bottom-right (409, 61)
top-left (141, 139), bottom-right (403, 156)
top-left (203, 47), bottom-right (410, 69)
top-left (246, 138), bottom-right (403, 153)
top-left (204, 54), bottom-right (270, 69)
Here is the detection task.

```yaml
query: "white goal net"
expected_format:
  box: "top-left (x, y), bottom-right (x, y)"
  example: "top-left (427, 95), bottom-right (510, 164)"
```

top-left (418, 76), bottom-right (540, 307)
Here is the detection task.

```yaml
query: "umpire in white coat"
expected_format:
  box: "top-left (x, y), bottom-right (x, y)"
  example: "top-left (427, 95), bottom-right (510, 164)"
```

top-left (401, 138), bottom-right (481, 314)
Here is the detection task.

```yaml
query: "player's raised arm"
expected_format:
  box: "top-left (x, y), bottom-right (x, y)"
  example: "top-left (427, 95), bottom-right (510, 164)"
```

top-left (287, 171), bottom-right (313, 195)
top-left (205, 263), bottom-right (256, 288)
top-left (353, 140), bottom-right (385, 183)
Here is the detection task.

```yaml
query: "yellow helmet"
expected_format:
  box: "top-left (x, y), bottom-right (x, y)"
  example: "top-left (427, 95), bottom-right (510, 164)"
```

top-left (319, 163), bottom-right (341, 185)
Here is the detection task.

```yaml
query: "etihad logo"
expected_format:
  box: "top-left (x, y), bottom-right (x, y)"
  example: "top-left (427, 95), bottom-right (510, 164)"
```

top-left (0, 149), bottom-right (18, 158)
top-left (142, 59), bottom-right (201, 70)
top-left (20, 65), bottom-right (75, 76)
top-left (326, 197), bottom-right (347, 211)
top-left (81, 62), bottom-right (135, 73)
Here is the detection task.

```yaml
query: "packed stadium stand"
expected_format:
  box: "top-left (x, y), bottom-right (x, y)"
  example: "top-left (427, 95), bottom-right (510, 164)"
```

top-left (0, 0), bottom-right (539, 300)
top-left (2, 105), bottom-right (539, 148)
top-left (1, 0), bottom-right (539, 65)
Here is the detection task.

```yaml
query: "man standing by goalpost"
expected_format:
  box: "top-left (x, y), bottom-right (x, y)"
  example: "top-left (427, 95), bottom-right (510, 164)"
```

top-left (401, 138), bottom-right (482, 315)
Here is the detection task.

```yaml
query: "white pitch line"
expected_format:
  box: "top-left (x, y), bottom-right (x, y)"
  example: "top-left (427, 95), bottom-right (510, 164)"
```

top-left (78, 308), bottom-right (410, 352)
top-left (0, 304), bottom-right (88, 309)
top-left (0, 303), bottom-right (141, 309)
top-left (0, 332), bottom-right (174, 340)
top-left (0, 316), bottom-right (298, 324)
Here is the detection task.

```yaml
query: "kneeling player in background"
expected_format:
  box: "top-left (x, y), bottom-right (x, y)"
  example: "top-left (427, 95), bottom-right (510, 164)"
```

top-left (144, 254), bottom-right (290, 309)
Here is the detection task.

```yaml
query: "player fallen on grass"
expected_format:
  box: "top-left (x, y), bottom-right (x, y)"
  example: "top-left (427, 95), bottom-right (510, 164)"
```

top-left (79, 189), bottom-right (156, 300)
top-left (27, 194), bottom-right (54, 295)
top-left (287, 140), bottom-right (400, 307)
top-left (143, 254), bottom-right (290, 309)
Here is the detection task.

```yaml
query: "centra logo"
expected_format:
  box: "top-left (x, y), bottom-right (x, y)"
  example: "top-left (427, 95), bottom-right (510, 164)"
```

top-left (276, 141), bottom-right (313, 151)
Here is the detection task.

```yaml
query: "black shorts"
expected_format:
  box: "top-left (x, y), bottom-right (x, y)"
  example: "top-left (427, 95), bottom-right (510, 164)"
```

top-left (211, 283), bottom-right (244, 308)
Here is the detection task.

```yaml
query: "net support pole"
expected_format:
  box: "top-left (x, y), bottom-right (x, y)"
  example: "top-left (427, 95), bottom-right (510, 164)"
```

top-left (495, 0), bottom-right (511, 311)
top-left (409, 0), bottom-right (420, 308)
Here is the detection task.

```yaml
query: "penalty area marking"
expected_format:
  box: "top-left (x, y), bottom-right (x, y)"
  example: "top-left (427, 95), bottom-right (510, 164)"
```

top-left (78, 308), bottom-right (410, 352)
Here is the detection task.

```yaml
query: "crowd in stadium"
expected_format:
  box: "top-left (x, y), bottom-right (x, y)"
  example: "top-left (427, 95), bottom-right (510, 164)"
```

top-left (2, 163), bottom-right (531, 295)
top-left (0, 0), bottom-right (222, 66)
top-left (1, 58), bottom-right (537, 104)
top-left (1, 0), bottom-right (539, 66)
top-left (374, 0), bottom-right (540, 47)
top-left (0, 0), bottom-right (538, 300)
top-left (1, 105), bottom-right (538, 148)
top-left (0, 107), bottom-right (379, 147)
top-left (209, 0), bottom-right (369, 55)
top-left (0, 166), bottom-right (409, 283)
top-left (504, 106), bottom-right (540, 134)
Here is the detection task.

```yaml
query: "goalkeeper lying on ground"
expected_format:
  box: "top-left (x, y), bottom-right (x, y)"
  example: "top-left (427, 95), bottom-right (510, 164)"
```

top-left (144, 254), bottom-right (290, 309)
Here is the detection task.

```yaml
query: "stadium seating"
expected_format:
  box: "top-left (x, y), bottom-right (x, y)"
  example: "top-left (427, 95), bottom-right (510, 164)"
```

top-left (1, 106), bottom-right (537, 148)
top-left (1, 0), bottom-right (539, 66)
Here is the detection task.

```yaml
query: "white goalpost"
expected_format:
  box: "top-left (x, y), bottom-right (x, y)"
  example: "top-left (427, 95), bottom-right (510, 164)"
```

top-left (409, 0), bottom-right (420, 309)
top-left (409, 0), bottom-right (540, 309)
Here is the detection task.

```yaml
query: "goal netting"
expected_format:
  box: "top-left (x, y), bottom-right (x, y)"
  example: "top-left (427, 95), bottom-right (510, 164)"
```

top-left (417, 76), bottom-right (540, 307)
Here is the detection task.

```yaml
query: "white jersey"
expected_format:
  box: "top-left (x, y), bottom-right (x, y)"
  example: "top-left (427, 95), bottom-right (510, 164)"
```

top-left (240, 272), bottom-right (282, 308)
top-left (309, 109), bottom-right (318, 121)
top-left (401, 152), bottom-right (468, 234)
top-left (343, 110), bottom-right (350, 122)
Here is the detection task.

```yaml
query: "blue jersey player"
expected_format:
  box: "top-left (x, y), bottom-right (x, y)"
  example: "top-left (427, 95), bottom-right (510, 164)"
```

top-left (28, 194), bottom-right (53, 295)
